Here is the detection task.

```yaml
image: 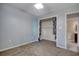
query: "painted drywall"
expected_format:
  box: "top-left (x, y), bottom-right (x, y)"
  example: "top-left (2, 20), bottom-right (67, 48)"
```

top-left (0, 4), bottom-right (38, 51)
top-left (32, 19), bottom-right (38, 41)
top-left (39, 5), bottom-right (79, 49)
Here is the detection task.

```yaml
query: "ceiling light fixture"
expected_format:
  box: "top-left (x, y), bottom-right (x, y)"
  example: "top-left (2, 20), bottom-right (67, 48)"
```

top-left (34, 3), bottom-right (44, 9)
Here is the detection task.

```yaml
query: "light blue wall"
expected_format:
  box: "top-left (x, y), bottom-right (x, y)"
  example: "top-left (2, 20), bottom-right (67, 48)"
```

top-left (0, 4), bottom-right (38, 51)
top-left (32, 19), bottom-right (38, 41)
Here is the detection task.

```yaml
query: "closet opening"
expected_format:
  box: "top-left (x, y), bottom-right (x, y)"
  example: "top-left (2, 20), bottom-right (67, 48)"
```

top-left (39, 17), bottom-right (57, 42)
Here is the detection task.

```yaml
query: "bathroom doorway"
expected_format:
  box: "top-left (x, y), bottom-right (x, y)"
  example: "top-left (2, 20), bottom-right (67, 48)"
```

top-left (67, 13), bottom-right (79, 52)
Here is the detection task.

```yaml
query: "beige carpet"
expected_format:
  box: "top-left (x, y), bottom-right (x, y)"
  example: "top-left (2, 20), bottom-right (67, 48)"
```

top-left (0, 40), bottom-right (79, 56)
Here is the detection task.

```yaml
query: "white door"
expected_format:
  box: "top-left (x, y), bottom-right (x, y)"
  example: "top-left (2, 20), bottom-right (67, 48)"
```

top-left (41, 20), bottom-right (55, 41)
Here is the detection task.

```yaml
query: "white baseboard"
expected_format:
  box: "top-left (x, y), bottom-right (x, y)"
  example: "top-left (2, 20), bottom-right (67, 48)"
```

top-left (0, 40), bottom-right (38, 52)
top-left (56, 44), bottom-right (66, 49)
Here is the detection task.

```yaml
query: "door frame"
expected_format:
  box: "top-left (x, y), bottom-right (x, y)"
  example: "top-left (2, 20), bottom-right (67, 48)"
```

top-left (38, 16), bottom-right (57, 42)
top-left (65, 11), bottom-right (79, 49)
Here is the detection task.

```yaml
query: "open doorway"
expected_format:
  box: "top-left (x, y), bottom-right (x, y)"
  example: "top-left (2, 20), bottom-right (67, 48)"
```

top-left (39, 17), bottom-right (57, 42)
top-left (67, 13), bottom-right (79, 52)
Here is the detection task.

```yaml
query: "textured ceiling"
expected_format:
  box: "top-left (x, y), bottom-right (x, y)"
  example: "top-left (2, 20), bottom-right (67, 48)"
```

top-left (5, 3), bottom-right (79, 17)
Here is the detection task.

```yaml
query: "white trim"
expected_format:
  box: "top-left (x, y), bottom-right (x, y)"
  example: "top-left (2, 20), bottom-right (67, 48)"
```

top-left (56, 44), bottom-right (66, 49)
top-left (65, 11), bottom-right (79, 15)
top-left (0, 40), bottom-right (38, 52)
top-left (38, 19), bottom-right (40, 39)
top-left (39, 15), bottom-right (58, 20)
top-left (64, 12), bottom-right (67, 49)
top-left (65, 11), bottom-right (79, 50)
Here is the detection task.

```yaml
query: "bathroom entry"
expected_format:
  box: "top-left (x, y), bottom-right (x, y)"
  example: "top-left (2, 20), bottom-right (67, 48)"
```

top-left (39, 17), bottom-right (57, 42)
top-left (67, 13), bottom-right (79, 52)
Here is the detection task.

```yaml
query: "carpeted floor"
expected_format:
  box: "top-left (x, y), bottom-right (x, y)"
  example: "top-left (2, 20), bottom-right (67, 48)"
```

top-left (0, 40), bottom-right (79, 56)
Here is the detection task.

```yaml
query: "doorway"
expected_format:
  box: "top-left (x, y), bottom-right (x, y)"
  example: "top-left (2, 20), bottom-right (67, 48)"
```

top-left (67, 13), bottom-right (79, 52)
top-left (39, 17), bottom-right (57, 42)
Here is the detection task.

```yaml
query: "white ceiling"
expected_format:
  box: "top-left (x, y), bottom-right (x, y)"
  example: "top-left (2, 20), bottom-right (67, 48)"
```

top-left (6, 3), bottom-right (79, 17)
